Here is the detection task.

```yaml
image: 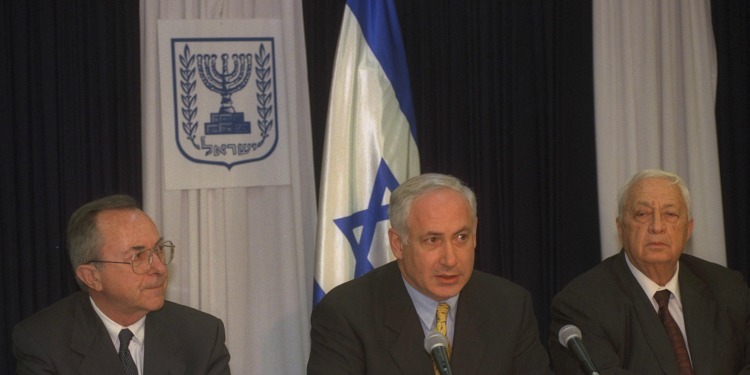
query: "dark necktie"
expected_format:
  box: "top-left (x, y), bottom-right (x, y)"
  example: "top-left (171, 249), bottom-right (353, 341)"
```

top-left (654, 290), bottom-right (694, 375)
top-left (118, 329), bottom-right (139, 375)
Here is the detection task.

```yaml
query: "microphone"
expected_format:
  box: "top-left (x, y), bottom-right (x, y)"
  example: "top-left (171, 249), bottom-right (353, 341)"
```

top-left (558, 324), bottom-right (600, 375)
top-left (424, 331), bottom-right (453, 375)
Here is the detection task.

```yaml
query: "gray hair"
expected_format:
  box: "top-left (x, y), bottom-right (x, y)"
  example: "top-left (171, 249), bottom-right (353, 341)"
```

top-left (388, 173), bottom-right (477, 244)
top-left (67, 194), bottom-right (139, 288)
top-left (617, 169), bottom-right (692, 220)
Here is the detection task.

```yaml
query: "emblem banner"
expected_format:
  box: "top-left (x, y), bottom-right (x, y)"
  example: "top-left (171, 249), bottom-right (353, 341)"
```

top-left (158, 20), bottom-right (290, 189)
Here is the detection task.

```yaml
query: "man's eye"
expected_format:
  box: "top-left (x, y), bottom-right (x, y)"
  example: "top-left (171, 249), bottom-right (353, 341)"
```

top-left (424, 237), bottom-right (440, 245)
top-left (664, 212), bottom-right (680, 221)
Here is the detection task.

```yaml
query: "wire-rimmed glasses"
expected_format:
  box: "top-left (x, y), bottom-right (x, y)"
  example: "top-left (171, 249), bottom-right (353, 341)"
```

top-left (87, 240), bottom-right (175, 274)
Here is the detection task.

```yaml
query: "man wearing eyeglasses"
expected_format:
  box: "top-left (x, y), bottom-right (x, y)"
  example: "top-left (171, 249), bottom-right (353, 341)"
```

top-left (12, 194), bottom-right (231, 374)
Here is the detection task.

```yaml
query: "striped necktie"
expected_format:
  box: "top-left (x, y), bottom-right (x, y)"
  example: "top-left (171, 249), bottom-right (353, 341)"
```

top-left (654, 290), bottom-right (693, 375)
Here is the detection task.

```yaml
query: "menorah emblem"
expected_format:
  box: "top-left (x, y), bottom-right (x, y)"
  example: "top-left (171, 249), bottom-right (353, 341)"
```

top-left (196, 53), bottom-right (253, 134)
top-left (170, 36), bottom-right (279, 171)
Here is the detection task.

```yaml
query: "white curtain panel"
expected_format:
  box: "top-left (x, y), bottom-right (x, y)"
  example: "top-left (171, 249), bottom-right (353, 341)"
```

top-left (594, 0), bottom-right (726, 265)
top-left (140, 1), bottom-right (316, 373)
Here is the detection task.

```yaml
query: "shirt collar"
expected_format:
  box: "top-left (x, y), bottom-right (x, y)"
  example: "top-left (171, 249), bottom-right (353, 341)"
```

top-left (624, 254), bottom-right (683, 311)
top-left (402, 276), bottom-right (459, 329)
top-left (90, 296), bottom-right (147, 348)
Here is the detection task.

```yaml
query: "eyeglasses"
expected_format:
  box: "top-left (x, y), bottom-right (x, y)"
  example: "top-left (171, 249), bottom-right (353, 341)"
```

top-left (87, 240), bottom-right (175, 274)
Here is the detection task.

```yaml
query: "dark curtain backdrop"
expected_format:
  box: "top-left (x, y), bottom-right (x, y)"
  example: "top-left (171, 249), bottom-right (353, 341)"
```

top-left (712, 0), bottom-right (750, 280)
top-left (0, 1), bottom-right (141, 371)
top-left (303, 0), bottom-right (602, 342)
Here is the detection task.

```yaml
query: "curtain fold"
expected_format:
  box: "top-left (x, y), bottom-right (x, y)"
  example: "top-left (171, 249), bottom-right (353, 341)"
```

top-left (1, 1), bottom-right (141, 371)
top-left (593, 0), bottom-right (726, 265)
top-left (140, 1), bottom-right (316, 373)
top-left (711, 0), bottom-right (750, 279)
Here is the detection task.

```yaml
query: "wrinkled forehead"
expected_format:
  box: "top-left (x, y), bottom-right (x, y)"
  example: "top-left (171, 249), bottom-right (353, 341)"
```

top-left (627, 178), bottom-right (685, 208)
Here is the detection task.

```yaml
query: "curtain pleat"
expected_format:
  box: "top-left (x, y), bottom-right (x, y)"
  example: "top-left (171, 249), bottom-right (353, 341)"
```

top-left (712, 0), bottom-right (750, 279)
top-left (593, 0), bottom-right (726, 265)
top-left (1, 1), bottom-right (141, 371)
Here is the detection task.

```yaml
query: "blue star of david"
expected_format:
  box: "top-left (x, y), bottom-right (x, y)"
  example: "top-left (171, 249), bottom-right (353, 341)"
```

top-left (334, 159), bottom-right (401, 278)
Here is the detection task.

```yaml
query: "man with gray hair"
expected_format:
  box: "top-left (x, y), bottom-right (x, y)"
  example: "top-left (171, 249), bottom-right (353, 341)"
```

top-left (309, 173), bottom-right (550, 374)
top-left (549, 169), bottom-right (750, 374)
top-left (13, 194), bottom-right (231, 374)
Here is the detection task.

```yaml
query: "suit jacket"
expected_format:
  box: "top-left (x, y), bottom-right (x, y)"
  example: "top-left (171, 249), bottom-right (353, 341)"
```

top-left (549, 252), bottom-right (750, 375)
top-left (307, 261), bottom-right (550, 374)
top-left (13, 291), bottom-right (231, 374)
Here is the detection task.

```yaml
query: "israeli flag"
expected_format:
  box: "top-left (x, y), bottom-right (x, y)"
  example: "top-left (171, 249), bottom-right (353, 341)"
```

top-left (313, 0), bottom-right (420, 305)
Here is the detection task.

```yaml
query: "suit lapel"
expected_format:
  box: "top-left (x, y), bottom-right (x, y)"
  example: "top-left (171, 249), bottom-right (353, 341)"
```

top-left (450, 276), bottom-right (484, 374)
top-left (612, 253), bottom-right (680, 375)
top-left (144, 307), bottom-right (186, 375)
top-left (679, 261), bottom-right (716, 375)
top-left (381, 263), bottom-right (434, 375)
top-left (70, 293), bottom-right (123, 374)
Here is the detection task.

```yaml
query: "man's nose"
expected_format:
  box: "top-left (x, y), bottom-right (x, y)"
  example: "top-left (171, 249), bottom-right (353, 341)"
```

top-left (149, 250), bottom-right (168, 274)
top-left (440, 243), bottom-right (458, 266)
top-left (649, 212), bottom-right (666, 233)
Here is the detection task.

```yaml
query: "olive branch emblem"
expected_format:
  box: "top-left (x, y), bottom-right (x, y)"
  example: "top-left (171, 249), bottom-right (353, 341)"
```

top-left (179, 45), bottom-right (200, 149)
top-left (254, 43), bottom-right (273, 147)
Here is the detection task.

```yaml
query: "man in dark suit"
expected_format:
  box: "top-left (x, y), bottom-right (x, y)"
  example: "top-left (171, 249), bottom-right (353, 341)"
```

top-left (13, 194), bottom-right (231, 374)
top-left (308, 173), bottom-right (550, 374)
top-left (549, 169), bottom-right (750, 374)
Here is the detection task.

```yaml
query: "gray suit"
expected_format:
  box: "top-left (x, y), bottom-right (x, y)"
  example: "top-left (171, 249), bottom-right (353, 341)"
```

top-left (13, 291), bottom-right (231, 374)
top-left (308, 261), bottom-right (550, 374)
top-left (549, 252), bottom-right (750, 375)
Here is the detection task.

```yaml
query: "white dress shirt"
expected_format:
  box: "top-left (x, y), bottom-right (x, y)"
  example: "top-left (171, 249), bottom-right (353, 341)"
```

top-left (625, 255), bottom-right (691, 359)
top-left (90, 297), bottom-right (146, 374)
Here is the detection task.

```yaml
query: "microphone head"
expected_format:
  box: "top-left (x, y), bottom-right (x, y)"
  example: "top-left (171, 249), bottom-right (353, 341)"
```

top-left (424, 331), bottom-right (449, 353)
top-left (558, 324), bottom-right (582, 348)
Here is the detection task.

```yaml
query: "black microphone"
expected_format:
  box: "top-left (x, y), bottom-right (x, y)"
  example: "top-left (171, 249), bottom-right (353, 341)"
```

top-left (424, 331), bottom-right (453, 375)
top-left (559, 324), bottom-right (600, 375)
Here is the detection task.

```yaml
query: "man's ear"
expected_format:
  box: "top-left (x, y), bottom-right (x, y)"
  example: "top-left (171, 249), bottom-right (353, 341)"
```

top-left (76, 265), bottom-right (103, 292)
top-left (388, 228), bottom-right (405, 260)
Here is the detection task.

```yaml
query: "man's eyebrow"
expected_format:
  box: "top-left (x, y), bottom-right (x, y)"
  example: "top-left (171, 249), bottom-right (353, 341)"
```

top-left (453, 226), bottom-right (471, 235)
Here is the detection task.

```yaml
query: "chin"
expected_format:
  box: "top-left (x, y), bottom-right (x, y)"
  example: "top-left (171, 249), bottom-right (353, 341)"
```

top-left (433, 288), bottom-right (461, 301)
top-left (146, 299), bottom-right (166, 312)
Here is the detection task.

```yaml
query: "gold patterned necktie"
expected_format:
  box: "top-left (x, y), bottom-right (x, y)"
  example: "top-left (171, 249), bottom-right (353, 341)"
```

top-left (432, 302), bottom-right (451, 375)
top-left (654, 290), bottom-right (694, 375)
